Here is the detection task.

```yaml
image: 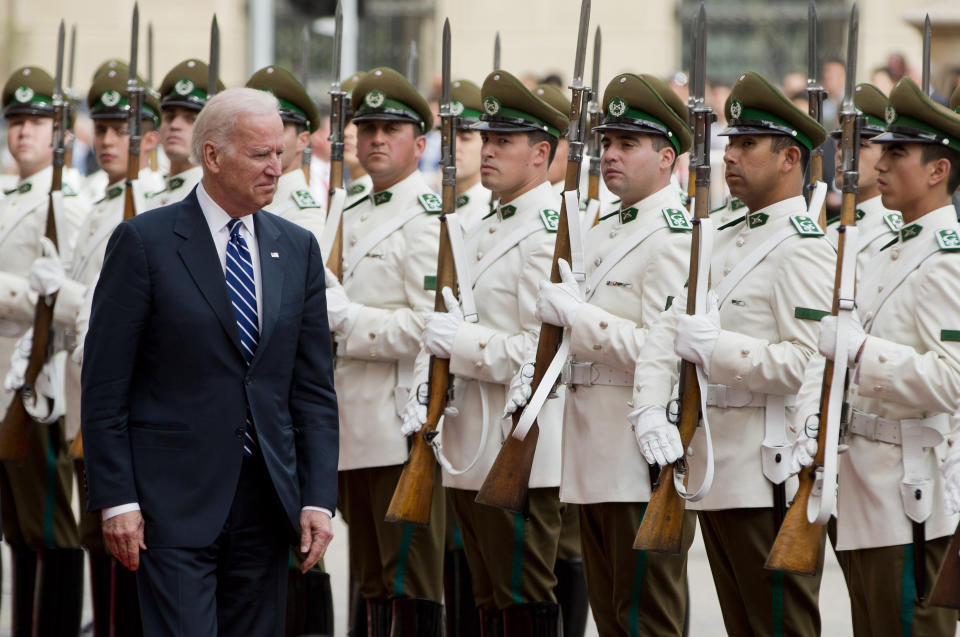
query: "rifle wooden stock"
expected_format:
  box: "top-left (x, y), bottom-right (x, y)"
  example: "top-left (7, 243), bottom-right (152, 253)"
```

top-left (475, 159), bottom-right (576, 514)
top-left (385, 210), bottom-right (457, 524)
top-left (326, 159), bottom-right (344, 280)
top-left (0, 169), bottom-right (62, 462)
top-left (69, 428), bottom-right (84, 459)
top-left (929, 522), bottom-right (960, 608)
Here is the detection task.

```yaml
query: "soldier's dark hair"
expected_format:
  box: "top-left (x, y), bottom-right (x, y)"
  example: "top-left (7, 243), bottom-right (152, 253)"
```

top-left (770, 135), bottom-right (809, 173)
top-left (649, 135), bottom-right (679, 170)
top-left (921, 145), bottom-right (960, 193)
top-left (526, 130), bottom-right (559, 164)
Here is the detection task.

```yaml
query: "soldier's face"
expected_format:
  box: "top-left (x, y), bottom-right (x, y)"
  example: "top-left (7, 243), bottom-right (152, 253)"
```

top-left (356, 120), bottom-right (424, 187)
top-left (875, 142), bottom-right (938, 215)
top-left (835, 138), bottom-right (882, 193)
top-left (159, 106), bottom-right (197, 163)
top-left (5, 114), bottom-right (53, 172)
top-left (281, 123), bottom-right (310, 174)
top-left (479, 131), bottom-right (550, 198)
top-left (723, 135), bottom-right (782, 205)
top-left (600, 131), bottom-right (674, 204)
top-left (455, 129), bottom-right (482, 180)
top-left (203, 112), bottom-right (284, 214)
top-left (343, 122), bottom-right (361, 173)
top-left (548, 138), bottom-right (569, 185)
top-left (93, 118), bottom-right (131, 182)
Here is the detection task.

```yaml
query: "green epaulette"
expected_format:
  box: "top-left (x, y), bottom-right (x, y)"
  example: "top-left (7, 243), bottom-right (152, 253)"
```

top-left (789, 215), bottom-right (825, 237)
top-left (936, 228), bottom-right (960, 252)
top-left (348, 182), bottom-right (368, 196)
top-left (418, 192), bottom-right (442, 214)
top-left (293, 190), bottom-right (322, 209)
top-left (539, 208), bottom-right (559, 233)
top-left (62, 183), bottom-right (77, 197)
top-left (662, 207), bottom-right (692, 231)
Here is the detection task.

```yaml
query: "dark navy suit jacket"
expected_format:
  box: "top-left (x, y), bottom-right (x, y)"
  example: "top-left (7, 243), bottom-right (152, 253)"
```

top-left (81, 189), bottom-right (339, 548)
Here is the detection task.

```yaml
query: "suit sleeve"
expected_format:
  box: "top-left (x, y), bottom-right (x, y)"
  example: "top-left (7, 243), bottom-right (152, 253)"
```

top-left (291, 234), bottom-right (340, 511)
top-left (80, 221), bottom-right (151, 511)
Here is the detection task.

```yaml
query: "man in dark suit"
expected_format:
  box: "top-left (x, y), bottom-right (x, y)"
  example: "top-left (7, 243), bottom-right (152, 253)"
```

top-left (80, 87), bottom-right (339, 635)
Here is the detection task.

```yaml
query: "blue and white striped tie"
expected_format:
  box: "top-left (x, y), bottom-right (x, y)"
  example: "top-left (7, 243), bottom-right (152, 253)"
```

top-left (226, 218), bottom-right (258, 456)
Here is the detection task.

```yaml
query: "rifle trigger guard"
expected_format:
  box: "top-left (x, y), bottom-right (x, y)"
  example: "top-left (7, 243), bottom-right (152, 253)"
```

top-left (667, 398), bottom-right (681, 425)
top-left (416, 382), bottom-right (429, 406)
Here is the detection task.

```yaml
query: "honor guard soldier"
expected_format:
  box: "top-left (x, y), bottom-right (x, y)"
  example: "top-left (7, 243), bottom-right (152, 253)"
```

top-left (147, 58), bottom-right (224, 208)
top-left (810, 77), bottom-right (960, 635)
top-left (630, 71), bottom-right (834, 636)
top-left (342, 71), bottom-right (372, 208)
top-left (535, 83), bottom-right (572, 196)
top-left (247, 65), bottom-right (326, 237)
top-left (450, 79), bottom-right (491, 234)
top-left (416, 70), bottom-right (568, 635)
top-left (323, 67), bottom-right (445, 635)
top-left (46, 62), bottom-right (161, 636)
top-left (0, 64), bottom-right (86, 637)
top-left (537, 73), bottom-right (696, 636)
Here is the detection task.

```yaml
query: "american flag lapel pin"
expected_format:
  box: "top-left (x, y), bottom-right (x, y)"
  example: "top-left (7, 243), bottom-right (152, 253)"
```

top-left (270, 252), bottom-right (279, 259)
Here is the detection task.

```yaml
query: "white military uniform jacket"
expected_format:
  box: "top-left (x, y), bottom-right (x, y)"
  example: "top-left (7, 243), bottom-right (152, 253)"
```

top-left (833, 204), bottom-right (960, 550)
top-left (265, 169), bottom-right (325, 239)
top-left (0, 166), bottom-right (85, 415)
top-left (453, 180), bottom-right (491, 235)
top-left (145, 165), bottom-right (202, 209)
top-left (335, 170), bottom-right (441, 470)
top-left (634, 195), bottom-right (835, 510)
top-left (561, 184), bottom-right (692, 504)
top-left (440, 180), bottom-right (563, 490)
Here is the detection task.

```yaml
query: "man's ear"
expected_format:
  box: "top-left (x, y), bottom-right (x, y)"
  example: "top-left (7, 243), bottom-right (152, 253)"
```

top-left (928, 156), bottom-right (952, 190)
top-left (413, 131), bottom-right (427, 158)
top-left (202, 140), bottom-right (222, 174)
top-left (780, 143), bottom-right (803, 174)
top-left (141, 129), bottom-right (160, 154)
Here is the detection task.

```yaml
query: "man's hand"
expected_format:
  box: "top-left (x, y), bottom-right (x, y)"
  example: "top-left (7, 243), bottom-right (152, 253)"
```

top-left (102, 510), bottom-right (146, 571)
top-left (299, 509), bottom-right (334, 573)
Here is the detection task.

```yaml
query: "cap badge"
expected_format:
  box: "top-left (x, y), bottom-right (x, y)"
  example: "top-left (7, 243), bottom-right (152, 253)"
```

top-left (450, 100), bottom-right (464, 116)
top-left (483, 96), bottom-right (501, 115)
top-left (608, 97), bottom-right (627, 117)
top-left (885, 104), bottom-right (896, 125)
top-left (14, 86), bottom-right (34, 103)
top-left (101, 90), bottom-right (122, 107)
top-left (730, 98), bottom-right (743, 120)
top-left (364, 89), bottom-right (385, 108)
top-left (175, 79), bottom-right (195, 96)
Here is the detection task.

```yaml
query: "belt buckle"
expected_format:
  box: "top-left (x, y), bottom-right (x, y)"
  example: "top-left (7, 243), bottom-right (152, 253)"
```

top-left (566, 361), bottom-right (593, 389)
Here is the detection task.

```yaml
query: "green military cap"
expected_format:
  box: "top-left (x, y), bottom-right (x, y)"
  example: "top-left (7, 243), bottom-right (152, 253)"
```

top-left (451, 79), bottom-right (482, 129)
top-left (3, 67), bottom-right (55, 118)
top-left (91, 59), bottom-right (125, 82)
top-left (474, 70), bottom-right (568, 139)
top-left (951, 84), bottom-right (960, 113)
top-left (830, 83), bottom-right (888, 140)
top-left (342, 70), bottom-right (365, 119)
top-left (87, 64), bottom-right (160, 128)
top-left (873, 77), bottom-right (960, 153)
top-left (594, 73), bottom-right (692, 154)
top-left (246, 65), bottom-right (320, 132)
top-left (351, 67), bottom-right (433, 133)
top-left (158, 59), bottom-right (224, 112)
top-left (721, 71), bottom-right (826, 151)
top-left (534, 84), bottom-right (571, 136)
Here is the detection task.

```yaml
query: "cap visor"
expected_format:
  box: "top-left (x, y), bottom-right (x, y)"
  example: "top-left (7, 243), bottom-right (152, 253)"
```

top-left (471, 119), bottom-right (540, 133)
top-left (871, 130), bottom-right (935, 145)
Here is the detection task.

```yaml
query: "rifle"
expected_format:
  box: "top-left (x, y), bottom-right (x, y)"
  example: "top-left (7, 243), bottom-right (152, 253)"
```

top-left (322, 1), bottom-right (346, 280)
top-left (301, 24), bottom-right (313, 185)
top-left (685, 21), bottom-right (697, 211)
top-left (474, 0), bottom-right (591, 515)
top-left (586, 26), bottom-right (602, 227)
top-left (209, 15), bottom-right (219, 100)
top-left (633, 3), bottom-right (714, 554)
top-left (922, 15), bottom-right (931, 96)
top-left (806, 0), bottom-right (827, 229)
top-left (493, 31), bottom-right (500, 70)
top-left (123, 4), bottom-right (143, 223)
top-left (64, 23), bottom-right (77, 169)
top-left (385, 18), bottom-right (456, 525)
top-left (0, 22), bottom-right (67, 462)
top-left (766, 4), bottom-right (860, 576)
top-left (147, 21), bottom-right (158, 172)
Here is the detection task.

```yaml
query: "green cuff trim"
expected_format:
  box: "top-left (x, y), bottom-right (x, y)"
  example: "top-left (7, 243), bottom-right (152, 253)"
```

top-left (941, 330), bottom-right (960, 342)
top-left (795, 307), bottom-right (831, 321)
top-left (738, 106), bottom-right (814, 150)
top-left (424, 275), bottom-right (437, 291)
top-left (665, 295), bottom-right (675, 311)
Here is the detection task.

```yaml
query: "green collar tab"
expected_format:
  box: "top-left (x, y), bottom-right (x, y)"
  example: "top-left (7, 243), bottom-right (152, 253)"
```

top-left (373, 191), bottom-right (392, 206)
top-left (456, 194), bottom-right (469, 208)
top-left (620, 207), bottom-right (638, 224)
top-left (900, 223), bottom-right (922, 242)
top-left (168, 176), bottom-right (185, 190)
top-left (499, 204), bottom-right (516, 220)
top-left (747, 211), bottom-right (769, 228)
top-left (106, 185), bottom-right (123, 200)
top-left (855, 208), bottom-right (866, 221)
top-left (6, 182), bottom-right (32, 195)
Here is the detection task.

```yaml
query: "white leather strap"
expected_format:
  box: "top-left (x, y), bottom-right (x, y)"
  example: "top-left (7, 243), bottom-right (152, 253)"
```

top-left (705, 384), bottom-right (797, 408)
top-left (808, 181), bottom-right (827, 222)
top-left (584, 216), bottom-right (666, 301)
top-left (342, 205), bottom-right (423, 279)
top-left (318, 187), bottom-right (346, 261)
top-left (713, 225), bottom-right (797, 305)
top-left (511, 338), bottom-right (569, 441)
top-left (433, 381), bottom-right (491, 476)
top-left (563, 190), bottom-right (586, 284)
top-left (444, 215), bottom-right (478, 323)
top-left (584, 198), bottom-right (601, 229)
top-left (72, 183), bottom-right (144, 279)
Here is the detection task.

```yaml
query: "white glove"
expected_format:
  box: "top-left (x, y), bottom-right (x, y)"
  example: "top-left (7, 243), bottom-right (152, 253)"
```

top-left (423, 288), bottom-right (462, 359)
top-left (29, 237), bottom-right (64, 297)
top-left (324, 267), bottom-right (360, 336)
top-left (674, 291), bottom-right (721, 374)
top-left (788, 415), bottom-right (819, 475)
top-left (818, 310), bottom-right (866, 366)
top-left (4, 328), bottom-right (33, 391)
top-left (503, 363), bottom-right (534, 418)
top-left (627, 404), bottom-right (684, 467)
top-left (942, 446), bottom-right (960, 514)
top-left (535, 259), bottom-right (583, 328)
top-left (400, 384), bottom-right (428, 437)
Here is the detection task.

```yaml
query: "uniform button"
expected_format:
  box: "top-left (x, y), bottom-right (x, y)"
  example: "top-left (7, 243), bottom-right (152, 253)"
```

top-left (369, 350), bottom-right (377, 357)
top-left (479, 342), bottom-right (486, 349)
top-left (244, 376), bottom-right (252, 385)
top-left (741, 349), bottom-right (749, 357)
top-left (723, 268), bottom-right (731, 276)
top-left (864, 313), bottom-right (873, 322)
top-left (736, 237), bottom-right (745, 247)
top-left (891, 250), bottom-right (899, 261)
top-left (609, 230), bottom-right (618, 238)
top-left (360, 213), bottom-right (368, 221)
top-left (476, 252), bottom-right (484, 261)
top-left (594, 257), bottom-right (602, 266)
top-left (368, 332), bottom-right (376, 340)
top-left (873, 385), bottom-right (884, 392)
top-left (599, 321), bottom-right (608, 329)
top-left (88, 227), bottom-right (95, 236)
top-left (489, 226), bottom-right (497, 234)
top-left (350, 237), bottom-right (358, 246)
top-left (735, 375), bottom-right (743, 381)
top-left (635, 385), bottom-right (643, 392)
top-left (878, 354), bottom-right (887, 363)
top-left (474, 360), bottom-right (483, 368)
top-left (592, 344), bottom-right (602, 350)
top-left (877, 286), bottom-right (883, 293)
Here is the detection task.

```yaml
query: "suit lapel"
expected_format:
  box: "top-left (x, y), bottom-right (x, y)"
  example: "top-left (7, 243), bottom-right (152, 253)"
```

top-left (251, 211), bottom-right (284, 366)
top-left (174, 192), bottom-right (245, 358)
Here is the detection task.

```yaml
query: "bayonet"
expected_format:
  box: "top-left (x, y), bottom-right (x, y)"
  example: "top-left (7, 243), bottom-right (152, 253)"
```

top-left (807, 0), bottom-right (827, 227)
top-left (147, 22), bottom-right (154, 88)
top-left (586, 26), bottom-right (602, 225)
top-left (493, 31), bottom-right (501, 70)
top-left (208, 15), bottom-right (220, 100)
top-left (320, 0), bottom-right (347, 279)
top-left (124, 3), bottom-right (144, 222)
top-left (407, 40), bottom-right (418, 87)
top-left (922, 14), bottom-right (931, 95)
top-left (301, 24), bottom-right (312, 183)
top-left (67, 24), bottom-right (76, 99)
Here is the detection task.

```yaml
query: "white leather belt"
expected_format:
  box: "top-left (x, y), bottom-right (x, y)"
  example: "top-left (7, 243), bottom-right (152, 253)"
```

top-left (848, 409), bottom-right (949, 446)
top-left (706, 384), bottom-right (796, 409)
top-left (561, 361), bottom-right (633, 388)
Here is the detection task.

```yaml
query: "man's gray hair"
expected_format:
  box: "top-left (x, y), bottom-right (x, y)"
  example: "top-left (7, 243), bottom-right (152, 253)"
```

top-left (191, 87), bottom-right (280, 164)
